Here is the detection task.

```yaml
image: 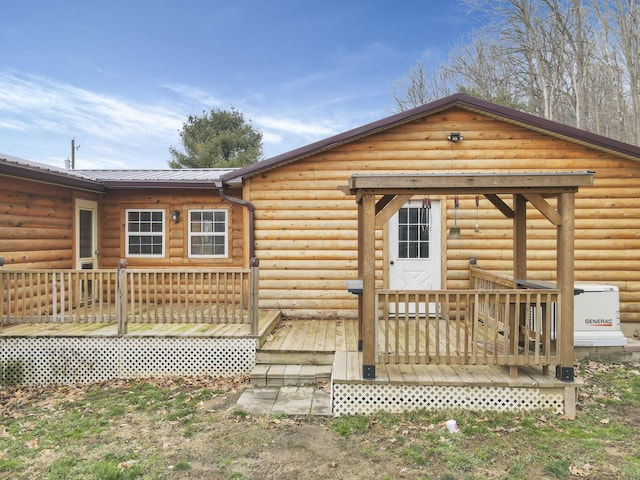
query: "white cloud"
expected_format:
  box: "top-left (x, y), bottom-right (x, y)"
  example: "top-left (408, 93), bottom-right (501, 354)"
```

top-left (162, 83), bottom-right (222, 108)
top-left (0, 72), bottom-right (189, 168)
top-left (0, 72), bottom-right (183, 141)
top-left (253, 114), bottom-right (336, 138)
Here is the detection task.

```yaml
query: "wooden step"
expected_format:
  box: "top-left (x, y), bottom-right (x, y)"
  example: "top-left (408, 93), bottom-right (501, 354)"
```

top-left (255, 350), bottom-right (335, 365)
top-left (250, 364), bottom-right (333, 387)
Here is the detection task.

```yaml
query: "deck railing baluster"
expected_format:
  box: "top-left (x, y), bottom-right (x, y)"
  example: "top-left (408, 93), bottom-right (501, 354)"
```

top-left (374, 288), bottom-right (558, 370)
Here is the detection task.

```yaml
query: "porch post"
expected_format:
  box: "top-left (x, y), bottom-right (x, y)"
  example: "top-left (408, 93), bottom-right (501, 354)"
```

top-left (510, 194), bottom-right (527, 378)
top-left (513, 194), bottom-right (527, 279)
top-left (249, 257), bottom-right (259, 336)
top-left (556, 192), bottom-right (575, 382)
top-left (357, 199), bottom-right (364, 351)
top-left (362, 192), bottom-right (377, 379)
top-left (0, 260), bottom-right (3, 333)
top-left (116, 259), bottom-right (128, 336)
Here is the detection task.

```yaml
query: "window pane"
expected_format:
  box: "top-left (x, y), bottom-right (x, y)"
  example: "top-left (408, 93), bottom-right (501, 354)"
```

top-left (126, 210), bottom-right (164, 256)
top-left (408, 224), bottom-right (418, 241)
top-left (396, 205), bottom-right (430, 259)
top-left (79, 209), bottom-right (93, 258)
top-left (399, 208), bottom-right (407, 224)
top-left (408, 208), bottom-right (418, 223)
top-left (188, 209), bottom-right (227, 257)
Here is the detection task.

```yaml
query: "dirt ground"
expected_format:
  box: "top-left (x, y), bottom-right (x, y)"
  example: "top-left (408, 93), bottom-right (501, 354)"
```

top-left (2, 362), bottom-right (640, 480)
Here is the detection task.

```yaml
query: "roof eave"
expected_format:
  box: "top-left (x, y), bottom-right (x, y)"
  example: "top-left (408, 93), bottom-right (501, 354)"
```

top-left (102, 180), bottom-right (224, 189)
top-left (221, 93), bottom-right (640, 184)
top-left (0, 162), bottom-right (107, 192)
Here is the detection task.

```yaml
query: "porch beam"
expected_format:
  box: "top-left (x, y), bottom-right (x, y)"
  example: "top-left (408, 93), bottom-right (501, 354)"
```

top-left (361, 193), bottom-right (377, 379)
top-left (375, 194), bottom-right (413, 226)
top-left (348, 172), bottom-right (594, 191)
top-left (523, 193), bottom-right (562, 225)
top-left (556, 192), bottom-right (576, 382)
top-left (355, 187), bottom-right (580, 196)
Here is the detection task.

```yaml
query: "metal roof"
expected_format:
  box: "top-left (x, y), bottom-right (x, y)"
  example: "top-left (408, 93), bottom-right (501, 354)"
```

top-left (221, 93), bottom-right (640, 185)
top-left (5, 94), bottom-right (640, 191)
top-left (0, 154), bottom-right (106, 192)
top-left (0, 154), bottom-right (236, 190)
top-left (73, 168), bottom-right (235, 189)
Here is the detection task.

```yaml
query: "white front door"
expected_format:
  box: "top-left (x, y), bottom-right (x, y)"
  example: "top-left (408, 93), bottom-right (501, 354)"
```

top-left (388, 199), bottom-right (442, 293)
top-left (76, 199), bottom-right (98, 302)
top-left (76, 199), bottom-right (98, 270)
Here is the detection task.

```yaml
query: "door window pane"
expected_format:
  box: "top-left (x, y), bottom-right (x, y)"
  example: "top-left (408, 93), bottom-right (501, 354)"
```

top-left (79, 209), bottom-right (93, 258)
top-left (397, 207), bottom-right (430, 259)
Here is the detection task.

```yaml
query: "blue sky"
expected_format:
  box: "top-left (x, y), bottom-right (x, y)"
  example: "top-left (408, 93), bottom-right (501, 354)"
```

top-left (1, 1), bottom-right (478, 169)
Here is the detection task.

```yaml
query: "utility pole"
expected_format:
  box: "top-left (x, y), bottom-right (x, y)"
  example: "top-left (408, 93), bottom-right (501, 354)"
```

top-left (71, 138), bottom-right (80, 169)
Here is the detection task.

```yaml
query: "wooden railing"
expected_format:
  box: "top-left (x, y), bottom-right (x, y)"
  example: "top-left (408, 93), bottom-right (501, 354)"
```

top-left (0, 263), bottom-right (260, 335)
top-left (377, 289), bottom-right (558, 368)
top-left (469, 266), bottom-right (515, 289)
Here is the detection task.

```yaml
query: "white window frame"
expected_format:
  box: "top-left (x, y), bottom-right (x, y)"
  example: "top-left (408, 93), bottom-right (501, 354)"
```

top-left (125, 209), bottom-right (165, 258)
top-left (188, 209), bottom-right (228, 258)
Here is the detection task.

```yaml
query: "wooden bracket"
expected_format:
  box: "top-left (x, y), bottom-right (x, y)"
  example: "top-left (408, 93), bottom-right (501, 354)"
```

top-left (523, 193), bottom-right (562, 225)
top-left (485, 194), bottom-right (514, 218)
top-left (375, 194), bottom-right (412, 226)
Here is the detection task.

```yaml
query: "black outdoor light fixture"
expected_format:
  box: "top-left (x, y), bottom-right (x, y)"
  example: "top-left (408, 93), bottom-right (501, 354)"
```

top-left (447, 132), bottom-right (464, 142)
top-left (171, 210), bottom-right (181, 223)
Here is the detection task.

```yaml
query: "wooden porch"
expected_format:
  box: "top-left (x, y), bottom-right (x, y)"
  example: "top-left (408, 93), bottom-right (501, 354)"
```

top-left (0, 311), bottom-right (578, 416)
top-left (255, 318), bottom-right (578, 416)
top-left (343, 172), bottom-right (595, 385)
top-left (1, 262), bottom-right (579, 415)
top-left (1, 263), bottom-right (261, 335)
top-left (258, 317), bottom-right (563, 384)
top-left (0, 309), bottom-right (281, 342)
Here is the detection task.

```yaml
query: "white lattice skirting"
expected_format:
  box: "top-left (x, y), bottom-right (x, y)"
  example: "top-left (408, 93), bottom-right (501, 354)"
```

top-left (0, 337), bottom-right (256, 386)
top-left (332, 383), bottom-right (565, 416)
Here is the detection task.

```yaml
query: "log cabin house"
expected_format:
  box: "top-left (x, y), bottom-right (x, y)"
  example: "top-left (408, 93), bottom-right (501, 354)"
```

top-left (2, 94), bottom-right (640, 416)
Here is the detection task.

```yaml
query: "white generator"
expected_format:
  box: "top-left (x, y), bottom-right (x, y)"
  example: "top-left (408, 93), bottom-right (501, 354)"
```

top-left (573, 284), bottom-right (627, 347)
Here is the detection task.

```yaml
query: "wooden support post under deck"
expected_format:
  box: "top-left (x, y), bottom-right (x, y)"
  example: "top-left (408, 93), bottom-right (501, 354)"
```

top-left (361, 193), bottom-right (377, 379)
top-left (556, 192), bottom-right (575, 382)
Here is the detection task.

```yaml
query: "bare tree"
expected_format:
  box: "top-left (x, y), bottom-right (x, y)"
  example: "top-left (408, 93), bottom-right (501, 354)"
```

top-left (392, 0), bottom-right (640, 146)
top-left (595, 0), bottom-right (640, 144)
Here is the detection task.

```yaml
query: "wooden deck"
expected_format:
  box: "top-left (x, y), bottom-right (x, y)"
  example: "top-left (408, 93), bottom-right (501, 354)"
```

top-left (0, 309), bottom-right (281, 344)
top-left (332, 350), bottom-right (570, 388)
top-left (258, 319), bottom-right (569, 388)
top-left (259, 319), bottom-right (359, 353)
top-left (1, 316), bottom-right (579, 415)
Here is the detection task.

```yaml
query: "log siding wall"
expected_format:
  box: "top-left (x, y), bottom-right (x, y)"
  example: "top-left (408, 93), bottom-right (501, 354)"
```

top-left (99, 189), bottom-right (244, 268)
top-left (0, 177), bottom-right (85, 268)
top-left (246, 108), bottom-right (640, 323)
top-left (0, 179), bottom-right (244, 271)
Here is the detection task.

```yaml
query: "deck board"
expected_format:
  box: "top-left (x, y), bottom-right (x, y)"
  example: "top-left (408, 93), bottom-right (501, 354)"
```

top-left (333, 351), bottom-right (573, 389)
top-left (0, 309), bottom-right (280, 339)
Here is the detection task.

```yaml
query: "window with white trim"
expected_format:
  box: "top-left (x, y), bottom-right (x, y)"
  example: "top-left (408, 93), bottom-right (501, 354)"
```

top-left (126, 209), bottom-right (165, 257)
top-left (188, 209), bottom-right (228, 258)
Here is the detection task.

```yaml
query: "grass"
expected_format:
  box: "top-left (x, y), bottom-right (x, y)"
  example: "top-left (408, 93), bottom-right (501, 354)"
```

top-left (0, 362), bottom-right (639, 479)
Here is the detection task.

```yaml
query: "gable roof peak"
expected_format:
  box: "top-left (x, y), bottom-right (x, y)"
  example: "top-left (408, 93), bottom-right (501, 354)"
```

top-left (222, 93), bottom-right (640, 184)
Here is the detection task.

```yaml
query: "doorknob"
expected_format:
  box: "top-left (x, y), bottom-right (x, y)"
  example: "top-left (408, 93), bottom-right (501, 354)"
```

top-left (389, 260), bottom-right (394, 265)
